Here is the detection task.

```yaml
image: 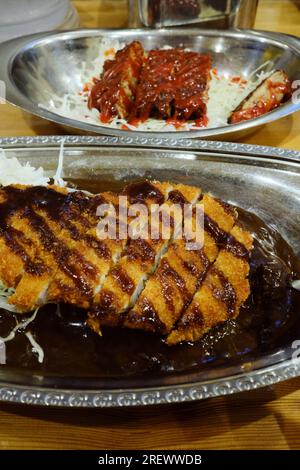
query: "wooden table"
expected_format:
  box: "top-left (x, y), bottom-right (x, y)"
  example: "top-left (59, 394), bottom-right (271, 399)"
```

top-left (0, 0), bottom-right (300, 450)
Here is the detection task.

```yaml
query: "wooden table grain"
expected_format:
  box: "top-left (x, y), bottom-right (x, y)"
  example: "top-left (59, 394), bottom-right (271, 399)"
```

top-left (0, 0), bottom-right (300, 450)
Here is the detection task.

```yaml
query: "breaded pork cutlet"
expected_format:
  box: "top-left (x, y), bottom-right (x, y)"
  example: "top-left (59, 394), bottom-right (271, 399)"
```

top-left (0, 179), bottom-right (253, 348)
top-left (167, 223), bottom-right (253, 345)
top-left (88, 181), bottom-right (202, 332)
top-left (43, 189), bottom-right (126, 309)
top-left (124, 194), bottom-right (237, 334)
top-left (0, 185), bottom-right (125, 313)
top-left (7, 187), bottom-right (126, 313)
top-left (0, 185), bottom-right (48, 290)
top-left (131, 48), bottom-right (212, 121)
top-left (88, 41), bottom-right (144, 122)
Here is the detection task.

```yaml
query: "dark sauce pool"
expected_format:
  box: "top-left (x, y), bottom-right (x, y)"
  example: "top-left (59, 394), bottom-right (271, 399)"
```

top-left (1, 179), bottom-right (300, 386)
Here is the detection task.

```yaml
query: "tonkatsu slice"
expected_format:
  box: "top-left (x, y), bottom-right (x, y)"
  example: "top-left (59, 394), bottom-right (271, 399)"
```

top-left (167, 223), bottom-right (253, 345)
top-left (124, 194), bottom-right (237, 334)
top-left (132, 48), bottom-right (212, 121)
top-left (44, 190), bottom-right (125, 309)
top-left (0, 185), bottom-right (48, 289)
top-left (88, 41), bottom-right (145, 121)
top-left (1, 186), bottom-right (125, 312)
top-left (230, 70), bottom-right (292, 124)
top-left (88, 181), bottom-right (201, 332)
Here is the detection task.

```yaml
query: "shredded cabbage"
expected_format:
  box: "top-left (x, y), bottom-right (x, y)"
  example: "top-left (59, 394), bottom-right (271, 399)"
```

top-left (53, 138), bottom-right (67, 187)
top-left (0, 148), bottom-right (49, 186)
top-left (0, 307), bottom-right (40, 343)
top-left (25, 331), bottom-right (44, 364)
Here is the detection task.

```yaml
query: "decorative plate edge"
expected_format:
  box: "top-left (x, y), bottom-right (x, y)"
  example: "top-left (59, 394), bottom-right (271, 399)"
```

top-left (0, 135), bottom-right (300, 161)
top-left (0, 360), bottom-right (299, 407)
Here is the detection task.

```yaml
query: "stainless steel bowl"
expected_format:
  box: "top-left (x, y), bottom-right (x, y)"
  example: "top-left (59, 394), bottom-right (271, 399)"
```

top-left (0, 28), bottom-right (300, 139)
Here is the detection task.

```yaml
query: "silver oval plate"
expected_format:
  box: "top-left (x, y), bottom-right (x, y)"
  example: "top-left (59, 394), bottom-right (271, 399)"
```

top-left (0, 135), bottom-right (300, 407)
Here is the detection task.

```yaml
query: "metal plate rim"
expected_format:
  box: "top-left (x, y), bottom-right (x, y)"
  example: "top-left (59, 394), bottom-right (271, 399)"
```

top-left (1, 134), bottom-right (300, 162)
top-left (0, 358), bottom-right (300, 408)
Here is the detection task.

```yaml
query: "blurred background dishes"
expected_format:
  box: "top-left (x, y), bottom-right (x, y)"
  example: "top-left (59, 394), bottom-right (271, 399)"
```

top-left (0, 0), bottom-right (79, 43)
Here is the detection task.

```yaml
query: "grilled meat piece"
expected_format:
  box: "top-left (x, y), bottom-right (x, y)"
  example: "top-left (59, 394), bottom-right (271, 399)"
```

top-left (132, 48), bottom-right (212, 121)
top-left (88, 41), bottom-right (144, 122)
top-left (124, 194), bottom-right (237, 334)
top-left (88, 182), bottom-right (201, 332)
top-left (167, 223), bottom-right (253, 345)
top-left (229, 70), bottom-right (292, 124)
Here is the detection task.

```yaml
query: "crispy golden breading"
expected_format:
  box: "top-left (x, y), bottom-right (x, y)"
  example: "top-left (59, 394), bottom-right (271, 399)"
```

top-left (167, 223), bottom-right (253, 345)
top-left (87, 181), bottom-right (201, 332)
top-left (124, 194), bottom-right (237, 334)
top-left (10, 190), bottom-right (125, 312)
top-left (0, 185), bottom-right (39, 288)
top-left (0, 185), bottom-right (68, 311)
top-left (44, 191), bottom-right (125, 309)
top-left (0, 186), bottom-right (125, 312)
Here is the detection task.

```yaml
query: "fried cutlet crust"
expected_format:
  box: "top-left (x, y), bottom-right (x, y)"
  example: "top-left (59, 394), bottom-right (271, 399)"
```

top-left (0, 185), bottom-right (66, 293)
top-left (167, 223), bottom-right (253, 345)
top-left (87, 181), bottom-right (189, 332)
top-left (1, 181), bottom-right (253, 347)
top-left (124, 194), bottom-right (237, 334)
top-left (8, 188), bottom-right (125, 312)
top-left (45, 190), bottom-right (125, 308)
top-left (0, 186), bottom-right (125, 312)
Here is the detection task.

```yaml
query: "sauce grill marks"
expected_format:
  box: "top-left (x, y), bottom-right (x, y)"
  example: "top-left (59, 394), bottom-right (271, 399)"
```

top-left (0, 186), bottom-right (125, 312)
top-left (0, 185), bottom-right (72, 308)
top-left (87, 181), bottom-right (201, 331)
top-left (124, 194), bottom-right (238, 335)
top-left (40, 189), bottom-right (125, 309)
top-left (0, 185), bottom-right (48, 289)
top-left (5, 187), bottom-right (93, 310)
top-left (167, 223), bottom-right (253, 345)
top-left (88, 41), bottom-right (212, 124)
